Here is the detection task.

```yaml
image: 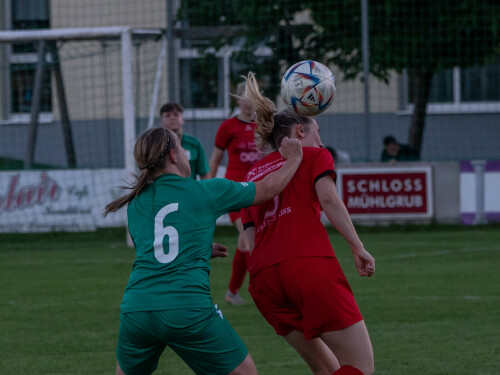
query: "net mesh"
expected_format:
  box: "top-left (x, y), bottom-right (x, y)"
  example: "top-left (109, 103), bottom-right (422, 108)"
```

top-left (0, 1), bottom-right (499, 231)
top-left (177, 0), bottom-right (500, 162)
top-left (0, 36), bottom-right (164, 169)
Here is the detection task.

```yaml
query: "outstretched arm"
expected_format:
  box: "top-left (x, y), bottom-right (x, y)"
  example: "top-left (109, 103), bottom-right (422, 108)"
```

top-left (316, 176), bottom-right (375, 277)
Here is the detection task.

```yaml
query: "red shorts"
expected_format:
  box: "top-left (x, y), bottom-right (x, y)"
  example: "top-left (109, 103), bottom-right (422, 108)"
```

top-left (229, 210), bottom-right (241, 223)
top-left (248, 257), bottom-right (362, 340)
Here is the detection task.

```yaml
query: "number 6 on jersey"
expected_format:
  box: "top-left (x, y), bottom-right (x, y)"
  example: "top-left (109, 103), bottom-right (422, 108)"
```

top-left (154, 203), bottom-right (179, 263)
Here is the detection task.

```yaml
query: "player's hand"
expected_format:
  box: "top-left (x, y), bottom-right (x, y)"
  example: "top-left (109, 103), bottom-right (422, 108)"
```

top-left (211, 243), bottom-right (229, 258)
top-left (279, 137), bottom-right (303, 161)
top-left (353, 249), bottom-right (375, 277)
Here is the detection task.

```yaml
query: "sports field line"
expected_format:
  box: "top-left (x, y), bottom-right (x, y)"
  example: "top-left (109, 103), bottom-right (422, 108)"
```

top-left (380, 295), bottom-right (500, 300)
top-left (374, 246), bottom-right (498, 260)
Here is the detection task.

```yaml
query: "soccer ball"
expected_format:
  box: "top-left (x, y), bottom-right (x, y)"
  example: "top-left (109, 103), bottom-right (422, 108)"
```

top-left (281, 60), bottom-right (336, 116)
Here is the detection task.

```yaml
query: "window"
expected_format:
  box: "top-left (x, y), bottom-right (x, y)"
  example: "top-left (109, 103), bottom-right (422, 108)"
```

top-left (11, 63), bottom-right (52, 113)
top-left (461, 57), bottom-right (500, 102)
top-left (176, 47), bottom-right (233, 120)
top-left (179, 56), bottom-right (223, 109)
top-left (12, 0), bottom-right (50, 53)
top-left (402, 56), bottom-right (500, 114)
top-left (2, 0), bottom-right (52, 122)
top-left (407, 69), bottom-right (453, 104)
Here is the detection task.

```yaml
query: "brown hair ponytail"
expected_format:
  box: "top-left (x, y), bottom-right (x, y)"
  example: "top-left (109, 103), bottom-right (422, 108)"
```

top-left (102, 128), bottom-right (176, 216)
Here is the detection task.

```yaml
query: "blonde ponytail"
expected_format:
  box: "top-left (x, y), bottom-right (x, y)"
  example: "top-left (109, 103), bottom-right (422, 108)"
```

top-left (244, 72), bottom-right (278, 151)
top-left (244, 72), bottom-right (314, 152)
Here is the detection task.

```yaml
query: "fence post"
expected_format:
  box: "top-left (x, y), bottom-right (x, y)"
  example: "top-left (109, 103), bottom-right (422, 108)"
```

top-left (471, 160), bottom-right (487, 225)
top-left (361, 0), bottom-right (372, 162)
top-left (166, 0), bottom-right (177, 102)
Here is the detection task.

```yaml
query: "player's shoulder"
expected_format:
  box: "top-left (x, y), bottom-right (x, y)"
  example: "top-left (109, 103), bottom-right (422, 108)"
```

top-left (181, 133), bottom-right (202, 146)
top-left (302, 147), bottom-right (333, 161)
top-left (200, 177), bottom-right (252, 194)
top-left (219, 117), bottom-right (238, 127)
top-left (245, 152), bottom-right (282, 181)
top-left (199, 177), bottom-right (228, 188)
top-left (303, 146), bottom-right (329, 156)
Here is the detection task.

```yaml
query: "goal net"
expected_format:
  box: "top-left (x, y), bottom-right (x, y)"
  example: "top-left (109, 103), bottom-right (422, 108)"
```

top-left (0, 27), bottom-right (166, 232)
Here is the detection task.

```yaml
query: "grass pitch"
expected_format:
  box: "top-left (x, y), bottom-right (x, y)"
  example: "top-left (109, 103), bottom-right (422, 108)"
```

top-left (0, 224), bottom-right (499, 374)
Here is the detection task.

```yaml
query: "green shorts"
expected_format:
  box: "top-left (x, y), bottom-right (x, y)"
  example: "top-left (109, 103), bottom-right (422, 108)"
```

top-left (116, 305), bottom-right (248, 375)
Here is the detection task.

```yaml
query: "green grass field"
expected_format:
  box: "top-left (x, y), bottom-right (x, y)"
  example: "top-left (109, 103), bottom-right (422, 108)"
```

top-left (1, 224), bottom-right (499, 374)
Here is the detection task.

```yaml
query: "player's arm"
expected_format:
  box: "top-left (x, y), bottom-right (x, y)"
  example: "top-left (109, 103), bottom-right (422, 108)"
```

top-left (241, 207), bottom-right (255, 253)
top-left (253, 137), bottom-right (302, 205)
top-left (244, 226), bottom-right (255, 253)
top-left (209, 147), bottom-right (224, 178)
top-left (315, 176), bottom-right (375, 277)
top-left (198, 143), bottom-right (210, 180)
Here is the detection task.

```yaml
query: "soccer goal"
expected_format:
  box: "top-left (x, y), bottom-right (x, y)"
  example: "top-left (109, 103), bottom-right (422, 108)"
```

top-left (0, 27), bottom-right (166, 232)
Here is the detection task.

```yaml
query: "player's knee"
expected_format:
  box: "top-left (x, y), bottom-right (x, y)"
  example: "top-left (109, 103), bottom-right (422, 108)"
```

top-left (310, 364), bottom-right (337, 375)
top-left (115, 361), bottom-right (126, 375)
top-left (359, 359), bottom-right (374, 375)
top-left (229, 354), bottom-right (257, 375)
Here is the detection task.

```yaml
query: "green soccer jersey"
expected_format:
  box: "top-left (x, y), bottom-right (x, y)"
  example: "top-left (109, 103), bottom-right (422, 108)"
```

top-left (122, 174), bottom-right (256, 313)
top-left (181, 133), bottom-right (209, 179)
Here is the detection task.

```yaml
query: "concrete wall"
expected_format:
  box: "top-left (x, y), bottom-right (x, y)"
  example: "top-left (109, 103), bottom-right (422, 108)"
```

top-left (430, 162), bottom-right (461, 224)
top-left (1, 111), bottom-right (499, 168)
top-left (183, 112), bottom-right (500, 164)
top-left (51, 0), bottom-right (166, 29)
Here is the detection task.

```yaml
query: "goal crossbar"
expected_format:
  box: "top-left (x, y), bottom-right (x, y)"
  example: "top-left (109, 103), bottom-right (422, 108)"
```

top-left (0, 26), bottom-right (163, 43)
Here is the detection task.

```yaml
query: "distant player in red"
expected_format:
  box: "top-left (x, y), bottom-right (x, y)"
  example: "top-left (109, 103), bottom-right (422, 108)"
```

top-left (241, 73), bottom-right (375, 375)
top-left (209, 82), bottom-right (260, 305)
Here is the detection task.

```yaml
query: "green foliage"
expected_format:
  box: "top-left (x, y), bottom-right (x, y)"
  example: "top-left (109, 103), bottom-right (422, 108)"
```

top-left (0, 225), bottom-right (499, 374)
top-left (178, 0), bottom-right (500, 94)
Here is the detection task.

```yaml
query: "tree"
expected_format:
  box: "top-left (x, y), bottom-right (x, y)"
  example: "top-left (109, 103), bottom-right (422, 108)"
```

top-left (178, 0), bottom-right (500, 157)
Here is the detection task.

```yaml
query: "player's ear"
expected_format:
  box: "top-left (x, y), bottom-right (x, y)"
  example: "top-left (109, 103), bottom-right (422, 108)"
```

top-left (168, 148), bottom-right (177, 164)
top-left (295, 124), bottom-right (306, 139)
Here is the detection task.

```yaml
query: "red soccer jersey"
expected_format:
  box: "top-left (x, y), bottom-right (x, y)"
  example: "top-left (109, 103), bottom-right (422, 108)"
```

top-left (214, 117), bottom-right (259, 181)
top-left (241, 147), bottom-right (337, 275)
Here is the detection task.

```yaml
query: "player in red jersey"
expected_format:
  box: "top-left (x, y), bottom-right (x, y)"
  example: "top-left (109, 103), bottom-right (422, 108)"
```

top-left (209, 82), bottom-right (260, 305)
top-left (241, 73), bottom-right (375, 375)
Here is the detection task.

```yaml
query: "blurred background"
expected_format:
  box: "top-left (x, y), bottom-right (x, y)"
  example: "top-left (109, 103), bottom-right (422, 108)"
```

top-left (0, 0), bottom-right (499, 230)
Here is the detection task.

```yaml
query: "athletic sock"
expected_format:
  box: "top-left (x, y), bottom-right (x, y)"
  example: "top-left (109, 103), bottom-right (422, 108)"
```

top-left (228, 249), bottom-right (249, 294)
top-left (331, 365), bottom-right (363, 375)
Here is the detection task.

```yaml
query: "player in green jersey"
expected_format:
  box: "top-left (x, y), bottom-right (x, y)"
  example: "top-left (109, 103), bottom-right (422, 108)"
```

top-left (103, 126), bottom-right (302, 375)
top-left (160, 102), bottom-right (210, 179)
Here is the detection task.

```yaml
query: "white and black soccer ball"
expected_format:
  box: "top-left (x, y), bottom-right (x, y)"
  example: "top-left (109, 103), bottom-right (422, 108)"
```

top-left (281, 60), bottom-right (336, 116)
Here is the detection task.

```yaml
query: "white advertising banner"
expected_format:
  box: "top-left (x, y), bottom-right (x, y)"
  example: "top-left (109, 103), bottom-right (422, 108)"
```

top-left (0, 169), bottom-right (128, 233)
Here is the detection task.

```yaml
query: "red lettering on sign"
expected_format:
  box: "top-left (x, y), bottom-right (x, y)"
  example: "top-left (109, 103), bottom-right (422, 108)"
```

top-left (0, 173), bottom-right (60, 215)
